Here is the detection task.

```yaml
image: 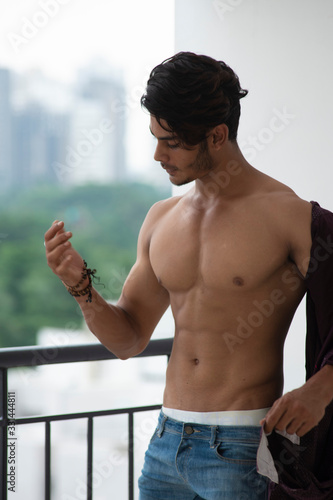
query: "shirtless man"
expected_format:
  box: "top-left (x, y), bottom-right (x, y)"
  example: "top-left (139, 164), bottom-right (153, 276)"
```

top-left (45, 53), bottom-right (333, 499)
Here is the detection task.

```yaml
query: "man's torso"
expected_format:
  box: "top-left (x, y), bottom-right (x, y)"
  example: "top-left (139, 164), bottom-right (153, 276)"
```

top-left (148, 179), bottom-right (312, 412)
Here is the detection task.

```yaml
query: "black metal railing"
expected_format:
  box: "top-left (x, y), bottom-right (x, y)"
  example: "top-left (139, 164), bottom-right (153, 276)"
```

top-left (0, 338), bottom-right (173, 500)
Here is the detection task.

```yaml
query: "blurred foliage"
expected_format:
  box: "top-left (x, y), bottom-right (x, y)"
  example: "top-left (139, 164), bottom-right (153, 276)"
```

top-left (0, 182), bottom-right (171, 347)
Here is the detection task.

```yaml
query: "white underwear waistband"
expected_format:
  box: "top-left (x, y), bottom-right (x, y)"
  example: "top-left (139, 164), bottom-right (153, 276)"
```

top-left (162, 406), bottom-right (270, 426)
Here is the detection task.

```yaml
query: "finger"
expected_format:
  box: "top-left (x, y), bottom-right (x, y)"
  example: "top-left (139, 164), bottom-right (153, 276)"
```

top-left (46, 236), bottom-right (72, 258)
top-left (47, 239), bottom-right (72, 267)
top-left (270, 406), bottom-right (306, 435)
top-left (44, 221), bottom-right (64, 243)
top-left (263, 406), bottom-right (288, 434)
top-left (52, 220), bottom-right (67, 235)
top-left (285, 418), bottom-right (302, 436)
top-left (292, 414), bottom-right (319, 437)
top-left (45, 228), bottom-right (72, 253)
top-left (274, 412), bottom-right (298, 433)
top-left (295, 422), bottom-right (311, 437)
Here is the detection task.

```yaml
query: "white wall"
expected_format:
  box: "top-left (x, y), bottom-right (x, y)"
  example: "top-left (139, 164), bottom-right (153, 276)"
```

top-left (175, 0), bottom-right (333, 205)
top-left (174, 0), bottom-right (333, 391)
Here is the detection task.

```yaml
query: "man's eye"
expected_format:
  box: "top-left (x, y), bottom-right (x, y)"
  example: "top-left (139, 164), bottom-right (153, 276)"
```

top-left (167, 143), bottom-right (180, 149)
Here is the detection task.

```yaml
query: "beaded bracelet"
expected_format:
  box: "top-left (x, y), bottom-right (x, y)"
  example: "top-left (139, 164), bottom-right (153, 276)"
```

top-left (62, 260), bottom-right (97, 303)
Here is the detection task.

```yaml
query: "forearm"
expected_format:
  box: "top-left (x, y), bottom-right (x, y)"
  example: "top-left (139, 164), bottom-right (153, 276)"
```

top-left (263, 364), bottom-right (333, 436)
top-left (44, 220), bottom-right (163, 359)
top-left (305, 363), bottom-right (333, 408)
top-left (74, 286), bottom-right (144, 360)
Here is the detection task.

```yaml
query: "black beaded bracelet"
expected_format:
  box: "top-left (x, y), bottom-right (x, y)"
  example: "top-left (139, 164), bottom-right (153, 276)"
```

top-left (63, 260), bottom-right (97, 303)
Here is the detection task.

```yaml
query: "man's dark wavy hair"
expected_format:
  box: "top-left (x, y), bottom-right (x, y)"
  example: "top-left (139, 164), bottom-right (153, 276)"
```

top-left (141, 52), bottom-right (248, 146)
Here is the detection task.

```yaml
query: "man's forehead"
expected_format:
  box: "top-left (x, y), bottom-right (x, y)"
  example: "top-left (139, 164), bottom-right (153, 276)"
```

top-left (149, 116), bottom-right (176, 139)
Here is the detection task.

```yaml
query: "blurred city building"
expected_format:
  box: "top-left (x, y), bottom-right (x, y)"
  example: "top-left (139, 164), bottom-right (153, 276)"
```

top-left (0, 63), bottom-right (128, 193)
top-left (0, 68), bottom-right (12, 192)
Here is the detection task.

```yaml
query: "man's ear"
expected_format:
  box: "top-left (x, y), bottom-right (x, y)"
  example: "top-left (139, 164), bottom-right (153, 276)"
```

top-left (210, 124), bottom-right (229, 149)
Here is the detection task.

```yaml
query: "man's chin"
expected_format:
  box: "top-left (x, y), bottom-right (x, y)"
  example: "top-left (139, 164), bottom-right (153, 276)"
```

top-left (169, 176), bottom-right (193, 187)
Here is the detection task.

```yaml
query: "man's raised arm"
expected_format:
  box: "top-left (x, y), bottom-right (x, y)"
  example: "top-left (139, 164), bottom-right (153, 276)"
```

top-left (44, 203), bottom-right (170, 360)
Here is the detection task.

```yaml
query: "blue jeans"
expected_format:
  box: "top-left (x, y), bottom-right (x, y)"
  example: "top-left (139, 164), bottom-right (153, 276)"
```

top-left (138, 411), bottom-right (269, 500)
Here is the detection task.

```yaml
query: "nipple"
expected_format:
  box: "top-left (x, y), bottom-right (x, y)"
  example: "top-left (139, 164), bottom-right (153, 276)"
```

top-left (233, 276), bottom-right (244, 287)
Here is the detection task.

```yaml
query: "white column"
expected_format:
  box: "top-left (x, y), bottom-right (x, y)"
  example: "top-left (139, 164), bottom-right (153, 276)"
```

top-left (174, 0), bottom-right (333, 206)
top-left (173, 0), bottom-right (333, 390)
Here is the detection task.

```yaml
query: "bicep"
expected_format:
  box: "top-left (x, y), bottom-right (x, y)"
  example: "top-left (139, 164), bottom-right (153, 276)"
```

top-left (117, 204), bottom-right (170, 349)
top-left (281, 197), bottom-right (313, 278)
top-left (117, 257), bottom-right (170, 349)
top-left (289, 200), bottom-right (313, 278)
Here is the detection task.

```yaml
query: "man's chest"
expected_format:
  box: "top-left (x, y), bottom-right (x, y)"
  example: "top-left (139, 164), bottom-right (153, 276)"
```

top-left (149, 207), bottom-right (291, 294)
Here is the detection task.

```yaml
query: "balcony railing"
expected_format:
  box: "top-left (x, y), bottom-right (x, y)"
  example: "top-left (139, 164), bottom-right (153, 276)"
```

top-left (0, 338), bottom-right (173, 500)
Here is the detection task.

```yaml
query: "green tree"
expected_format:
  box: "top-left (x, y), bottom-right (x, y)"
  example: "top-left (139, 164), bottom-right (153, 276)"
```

top-left (0, 182), bottom-right (170, 347)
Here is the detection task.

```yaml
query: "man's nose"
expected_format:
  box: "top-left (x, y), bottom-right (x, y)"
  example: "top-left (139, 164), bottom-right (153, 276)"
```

top-left (154, 142), bottom-right (169, 162)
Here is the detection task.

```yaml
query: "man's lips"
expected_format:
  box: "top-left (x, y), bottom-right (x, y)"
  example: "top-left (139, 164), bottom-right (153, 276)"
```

top-left (161, 163), bottom-right (178, 175)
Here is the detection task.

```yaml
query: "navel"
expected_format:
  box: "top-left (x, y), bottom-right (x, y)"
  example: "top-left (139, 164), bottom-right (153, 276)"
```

top-left (233, 276), bottom-right (244, 287)
top-left (193, 358), bottom-right (200, 366)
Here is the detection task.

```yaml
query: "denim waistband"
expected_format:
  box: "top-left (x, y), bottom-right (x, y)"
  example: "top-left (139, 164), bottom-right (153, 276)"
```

top-left (157, 410), bottom-right (263, 448)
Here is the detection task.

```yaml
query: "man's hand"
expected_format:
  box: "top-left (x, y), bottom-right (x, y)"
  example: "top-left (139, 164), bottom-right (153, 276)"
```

top-left (260, 387), bottom-right (325, 437)
top-left (44, 220), bottom-right (86, 287)
top-left (260, 365), bottom-right (333, 437)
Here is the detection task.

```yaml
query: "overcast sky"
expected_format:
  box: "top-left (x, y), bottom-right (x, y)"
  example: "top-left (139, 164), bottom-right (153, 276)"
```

top-left (1, 0), bottom-right (175, 176)
top-left (1, 0), bottom-right (174, 82)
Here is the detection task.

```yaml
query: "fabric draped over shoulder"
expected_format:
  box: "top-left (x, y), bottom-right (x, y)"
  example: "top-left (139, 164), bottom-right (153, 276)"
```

top-left (268, 201), bottom-right (333, 499)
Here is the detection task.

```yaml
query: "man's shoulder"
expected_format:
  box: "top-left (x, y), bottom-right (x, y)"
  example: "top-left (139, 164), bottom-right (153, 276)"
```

top-left (139, 195), bottom-right (183, 240)
top-left (267, 190), bottom-right (311, 217)
top-left (257, 184), bottom-right (313, 275)
top-left (253, 174), bottom-right (311, 218)
top-left (260, 188), bottom-right (312, 238)
top-left (146, 195), bottom-right (183, 220)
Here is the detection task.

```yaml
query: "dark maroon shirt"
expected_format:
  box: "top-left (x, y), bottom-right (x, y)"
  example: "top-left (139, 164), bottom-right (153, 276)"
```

top-left (268, 201), bottom-right (333, 499)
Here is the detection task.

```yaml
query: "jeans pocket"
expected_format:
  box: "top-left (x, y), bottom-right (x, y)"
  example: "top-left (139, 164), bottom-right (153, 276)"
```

top-left (215, 439), bottom-right (259, 465)
top-left (148, 426), bottom-right (160, 445)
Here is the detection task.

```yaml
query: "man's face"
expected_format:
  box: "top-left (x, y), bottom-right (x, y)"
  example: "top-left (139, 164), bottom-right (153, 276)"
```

top-left (149, 116), bottom-right (214, 186)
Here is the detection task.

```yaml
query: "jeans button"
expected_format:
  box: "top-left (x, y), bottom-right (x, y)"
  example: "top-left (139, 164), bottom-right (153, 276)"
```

top-left (184, 425), bottom-right (194, 435)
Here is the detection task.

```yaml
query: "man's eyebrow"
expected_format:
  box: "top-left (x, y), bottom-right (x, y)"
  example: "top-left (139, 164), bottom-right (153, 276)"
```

top-left (149, 127), bottom-right (177, 141)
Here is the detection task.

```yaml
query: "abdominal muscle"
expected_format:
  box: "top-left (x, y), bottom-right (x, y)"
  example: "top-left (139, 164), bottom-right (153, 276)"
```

top-left (162, 294), bottom-right (299, 413)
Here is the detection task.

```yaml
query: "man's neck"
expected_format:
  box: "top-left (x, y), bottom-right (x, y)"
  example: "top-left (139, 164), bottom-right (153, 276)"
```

top-left (194, 146), bottom-right (257, 203)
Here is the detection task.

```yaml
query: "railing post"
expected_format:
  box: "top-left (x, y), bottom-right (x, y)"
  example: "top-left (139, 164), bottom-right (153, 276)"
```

top-left (45, 421), bottom-right (51, 500)
top-left (0, 368), bottom-right (8, 500)
top-left (87, 417), bottom-right (93, 500)
top-left (128, 411), bottom-right (134, 500)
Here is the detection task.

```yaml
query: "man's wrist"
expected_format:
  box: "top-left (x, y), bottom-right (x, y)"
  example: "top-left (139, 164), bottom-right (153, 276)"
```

top-left (62, 260), bottom-right (97, 303)
top-left (62, 276), bottom-right (90, 290)
top-left (306, 364), bottom-right (333, 408)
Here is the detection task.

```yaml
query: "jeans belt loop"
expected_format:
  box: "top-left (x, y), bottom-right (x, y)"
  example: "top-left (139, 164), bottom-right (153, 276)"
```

top-left (210, 425), bottom-right (218, 448)
top-left (157, 413), bottom-right (168, 438)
